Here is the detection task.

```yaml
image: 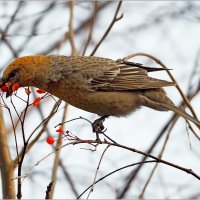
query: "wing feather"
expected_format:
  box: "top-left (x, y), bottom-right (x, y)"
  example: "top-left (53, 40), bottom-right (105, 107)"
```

top-left (90, 62), bottom-right (175, 91)
top-left (47, 55), bottom-right (175, 91)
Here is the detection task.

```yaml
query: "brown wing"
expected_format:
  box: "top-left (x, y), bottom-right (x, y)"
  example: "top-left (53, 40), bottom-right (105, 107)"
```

top-left (47, 55), bottom-right (175, 91)
top-left (90, 61), bottom-right (175, 91)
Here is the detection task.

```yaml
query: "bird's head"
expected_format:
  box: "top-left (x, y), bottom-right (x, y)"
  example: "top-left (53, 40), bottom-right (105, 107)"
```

top-left (1, 62), bottom-right (20, 85)
top-left (0, 55), bottom-right (51, 96)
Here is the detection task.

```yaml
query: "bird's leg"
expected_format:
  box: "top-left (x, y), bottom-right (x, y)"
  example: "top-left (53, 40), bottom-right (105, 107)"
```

top-left (92, 115), bottom-right (108, 142)
top-left (92, 115), bottom-right (108, 133)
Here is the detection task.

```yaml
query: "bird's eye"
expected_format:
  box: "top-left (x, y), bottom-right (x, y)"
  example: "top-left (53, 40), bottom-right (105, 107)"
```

top-left (9, 71), bottom-right (16, 78)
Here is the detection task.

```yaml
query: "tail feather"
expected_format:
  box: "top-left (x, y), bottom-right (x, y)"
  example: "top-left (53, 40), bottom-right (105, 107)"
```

top-left (142, 89), bottom-right (200, 129)
top-left (159, 102), bottom-right (200, 129)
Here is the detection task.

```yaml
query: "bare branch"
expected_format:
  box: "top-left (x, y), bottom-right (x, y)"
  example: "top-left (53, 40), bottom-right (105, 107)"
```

top-left (0, 105), bottom-right (15, 198)
top-left (82, 1), bottom-right (98, 56)
top-left (49, 104), bottom-right (68, 199)
top-left (45, 181), bottom-right (54, 199)
top-left (69, 0), bottom-right (76, 56)
top-left (90, 0), bottom-right (123, 56)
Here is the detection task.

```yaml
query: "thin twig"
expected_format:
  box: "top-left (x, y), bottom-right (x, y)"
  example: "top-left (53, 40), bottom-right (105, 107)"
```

top-left (90, 0), bottom-right (123, 56)
top-left (13, 100), bottom-right (61, 166)
top-left (45, 181), bottom-right (54, 199)
top-left (87, 145), bottom-right (110, 199)
top-left (37, 2), bottom-right (111, 55)
top-left (26, 99), bottom-right (61, 143)
top-left (59, 160), bottom-right (79, 198)
top-left (0, 96), bottom-right (19, 163)
top-left (138, 116), bottom-right (178, 199)
top-left (82, 1), bottom-right (98, 56)
top-left (54, 116), bottom-right (92, 128)
top-left (49, 104), bottom-right (68, 199)
top-left (69, 0), bottom-right (76, 56)
top-left (10, 95), bottom-right (30, 199)
top-left (0, 1), bottom-right (24, 58)
top-left (77, 160), bottom-right (156, 199)
top-left (187, 47), bottom-right (200, 95)
top-left (27, 139), bottom-right (200, 183)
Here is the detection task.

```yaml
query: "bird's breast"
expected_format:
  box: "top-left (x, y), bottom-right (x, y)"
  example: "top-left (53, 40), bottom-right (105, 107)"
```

top-left (47, 80), bottom-right (142, 116)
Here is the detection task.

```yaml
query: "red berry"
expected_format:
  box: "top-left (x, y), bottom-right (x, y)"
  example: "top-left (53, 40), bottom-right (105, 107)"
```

top-left (46, 136), bottom-right (54, 145)
top-left (1, 85), bottom-right (8, 92)
top-left (56, 127), bottom-right (64, 133)
top-left (33, 97), bottom-right (41, 107)
top-left (36, 89), bottom-right (46, 94)
top-left (12, 83), bottom-right (20, 92)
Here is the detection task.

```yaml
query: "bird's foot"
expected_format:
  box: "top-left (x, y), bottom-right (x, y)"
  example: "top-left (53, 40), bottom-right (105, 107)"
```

top-left (92, 115), bottom-right (108, 133)
top-left (92, 115), bottom-right (108, 142)
top-left (95, 132), bottom-right (102, 143)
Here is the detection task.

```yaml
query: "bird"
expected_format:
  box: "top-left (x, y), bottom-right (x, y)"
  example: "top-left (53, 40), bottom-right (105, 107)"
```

top-left (0, 55), bottom-right (200, 137)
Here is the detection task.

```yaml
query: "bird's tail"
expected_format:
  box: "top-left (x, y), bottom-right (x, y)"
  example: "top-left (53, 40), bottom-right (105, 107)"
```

top-left (141, 89), bottom-right (200, 129)
top-left (159, 102), bottom-right (200, 129)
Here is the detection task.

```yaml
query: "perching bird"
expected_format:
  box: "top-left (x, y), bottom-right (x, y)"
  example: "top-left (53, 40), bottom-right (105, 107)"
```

top-left (0, 55), bottom-right (200, 131)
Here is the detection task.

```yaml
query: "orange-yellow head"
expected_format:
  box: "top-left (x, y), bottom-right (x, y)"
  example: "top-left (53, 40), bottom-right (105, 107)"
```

top-left (0, 55), bottom-right (52, 88)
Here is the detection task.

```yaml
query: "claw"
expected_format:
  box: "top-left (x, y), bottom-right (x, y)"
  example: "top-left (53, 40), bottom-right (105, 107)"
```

top-left (92, 115), bottom-right (108, 142)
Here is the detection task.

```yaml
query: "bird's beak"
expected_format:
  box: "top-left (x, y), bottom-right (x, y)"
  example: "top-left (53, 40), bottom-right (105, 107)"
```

top-left (0, 77), bottom-right (13, 98)
top-left (6, 90), bottom-right (12, 98)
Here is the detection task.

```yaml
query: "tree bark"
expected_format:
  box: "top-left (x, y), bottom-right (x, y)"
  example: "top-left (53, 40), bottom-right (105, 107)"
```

top-left (0, 105), bottom-right (16, 199)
